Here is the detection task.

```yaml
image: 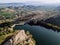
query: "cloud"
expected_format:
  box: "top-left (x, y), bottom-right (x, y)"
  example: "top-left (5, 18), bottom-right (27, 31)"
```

top-left (0, 0), bottom-right (27, 3)
top-left (0, 0), bottom-right (60, 4)
top-left (26, 0), bottom-right (60, 4)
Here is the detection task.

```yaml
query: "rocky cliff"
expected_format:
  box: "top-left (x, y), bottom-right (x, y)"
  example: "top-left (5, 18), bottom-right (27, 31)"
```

top-left (2, 30), bottom-right (35, 45)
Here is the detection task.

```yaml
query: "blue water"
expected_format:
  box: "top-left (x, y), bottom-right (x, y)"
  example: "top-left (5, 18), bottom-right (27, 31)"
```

top-left (14, 24), bottom-right (60, 45)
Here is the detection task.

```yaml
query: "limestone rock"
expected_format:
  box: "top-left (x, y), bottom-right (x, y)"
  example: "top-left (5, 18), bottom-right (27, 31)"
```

top-left (2, 30), bottom-right (35, 45)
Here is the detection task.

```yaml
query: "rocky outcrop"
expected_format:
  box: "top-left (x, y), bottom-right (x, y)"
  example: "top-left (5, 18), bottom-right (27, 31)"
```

top-left (2, 30), bottom-right (35, 45)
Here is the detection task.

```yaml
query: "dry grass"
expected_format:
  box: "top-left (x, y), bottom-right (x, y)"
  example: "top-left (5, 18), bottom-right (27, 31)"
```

top-left (0, 33), bottom-right (13, 44)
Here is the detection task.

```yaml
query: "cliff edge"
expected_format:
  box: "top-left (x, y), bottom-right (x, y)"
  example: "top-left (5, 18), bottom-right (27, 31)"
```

top-left (2, 30), bottom-right (35, 45)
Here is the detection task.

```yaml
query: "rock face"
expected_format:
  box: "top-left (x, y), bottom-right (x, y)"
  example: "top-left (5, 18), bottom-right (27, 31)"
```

top-left (2, 30), bottom-right (35, 45)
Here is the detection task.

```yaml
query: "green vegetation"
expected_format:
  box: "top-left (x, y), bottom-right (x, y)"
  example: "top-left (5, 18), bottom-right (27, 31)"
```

top-left (0, 11), bottom-right (12, 16)
top-left (0, 26), bottom-right (14, 44)
top-left (0, 5), bottom-right (60, 45)
top-left (46, 23), bottom-right (60, 30)
top-left (0, 33), bottom-right (13, 44)
top-left (0, 11), bottom-right (15, 23)
top-left (0, 27), bottom-right (14, 36)
top-left (0, 29), bottom-right (36, 45)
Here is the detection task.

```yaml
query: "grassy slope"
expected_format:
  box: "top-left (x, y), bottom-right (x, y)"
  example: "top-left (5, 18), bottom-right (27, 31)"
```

top-left (0, 33), bottom-right (13, 44)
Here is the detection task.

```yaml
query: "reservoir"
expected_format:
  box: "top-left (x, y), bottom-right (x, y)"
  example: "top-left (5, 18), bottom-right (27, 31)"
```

top-left (14, 24), bottom-right (60, 45)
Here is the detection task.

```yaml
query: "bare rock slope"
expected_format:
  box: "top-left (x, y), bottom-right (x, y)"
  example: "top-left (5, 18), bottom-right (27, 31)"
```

top-left (3, 30), bottom-right (35, 45)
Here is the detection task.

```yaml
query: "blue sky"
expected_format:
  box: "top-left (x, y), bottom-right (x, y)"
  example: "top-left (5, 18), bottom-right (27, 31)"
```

top-left (0, 0), bottom-right (60, 4)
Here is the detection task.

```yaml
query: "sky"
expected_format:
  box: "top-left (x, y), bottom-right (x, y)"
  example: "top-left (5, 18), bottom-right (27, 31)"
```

top-left (0, 0), bottom-right (60, 4)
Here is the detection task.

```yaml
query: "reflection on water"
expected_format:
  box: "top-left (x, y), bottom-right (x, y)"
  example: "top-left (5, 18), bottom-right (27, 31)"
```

top-left (14, 24), bottom-right (60, 45)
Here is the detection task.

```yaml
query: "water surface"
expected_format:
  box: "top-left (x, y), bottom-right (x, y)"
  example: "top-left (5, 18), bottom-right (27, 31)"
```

top-left (14, 24), bottom-right (60, 45)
